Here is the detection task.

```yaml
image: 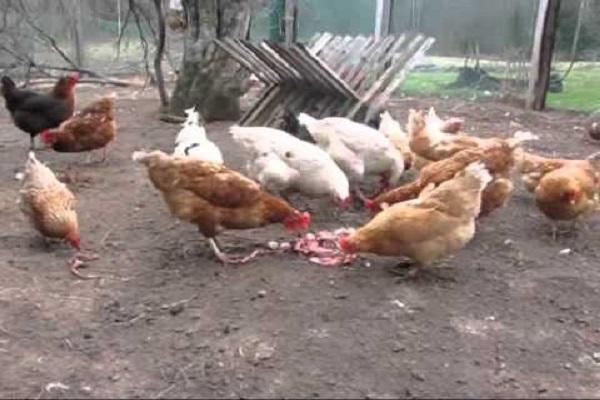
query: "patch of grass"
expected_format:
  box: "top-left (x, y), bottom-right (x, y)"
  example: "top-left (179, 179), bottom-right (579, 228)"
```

top-left (401, 66), bottom-right (600, 113)
top-left (402, 71), bottom-right (457, 96)
top-left (547, 68), bottom-right (600, 113)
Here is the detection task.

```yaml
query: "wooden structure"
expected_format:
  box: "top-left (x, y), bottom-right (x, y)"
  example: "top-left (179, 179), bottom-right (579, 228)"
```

top-left (527, 0), bottom-right (561, 110)
top-left (215, 32), bottom-right (434, 127)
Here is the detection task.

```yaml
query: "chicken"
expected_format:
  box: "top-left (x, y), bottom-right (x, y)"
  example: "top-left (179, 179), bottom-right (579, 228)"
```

top-left (369, 137), bottom-right (529, 216)
top-left (297, 112), bottom-right (404, 199)
top-left (230, 126), bottom-right (351, 206)
top-left (132, 150), bottom-right (312, 264)
top-left (427, 107), bottom-right (466, 134)
top-left (515, 149), bottom-right (588, 192)
top-left (408, 108), bottom-right (484, 163)
top-left (340, 162), bottom-right (493, 276)
top-left (39, 97), bottom-right (117, 162)
top-left (173, 106), bottom-right (223, 164)
top-left (516, 151), bottom-right (600, 237)
top-left (379, 111), bottom-right (413, 170)
top-left (1, 73), bottom-right (79, 149)
top-left (17, 152), bottom-right (99, 277)
top-left (535, 165), bottom-right (599, 223)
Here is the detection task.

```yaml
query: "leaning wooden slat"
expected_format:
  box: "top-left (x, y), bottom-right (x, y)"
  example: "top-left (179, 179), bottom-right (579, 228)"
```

top-left (223, 39), bottom-right (281, 83)
top-left (243, 41), bottom-right (297, 82)
top-left (342, 35), bottom-right (379, 87)
top-left (295, 43), bottom-right (359, 99)
top-left (288, 45), bottom-right (348, 96)
top-left (318, 36), bottom-right (348, 64)
top-left (329, 36), bottom-right (367, 74)
top-left (367, 34), bottom-right (408, 84)
top-left (322, 35), bottom-right (355, 66)
top-left (242, 85), bottom-right (284, 126)
top-left (259, 88), bottom-right (292, 126)
top-left (306, 32), bottom-right (324, 49)
top-left (347, 35), bottom-right (428, 119)
top-left (240, 84), bottom-right (280, 125)
top-left (354, 35), bottom-right (399, 94)
top-left (271, 43), bottom-right (330, 90)
top-left (215, 39), bottom-right (278, 84)
top-left (365, 37), bottom-right (436, 121)
top-left (225, 38), bottom-right (281, 82)
top-left (237, 40), bottom-right (290, 81)
top-left (261, 42), bottom-right (303, 82)
top-left (335, 36), bottom-right (373, 79)
top-left (308, 32), bottom-right (333, 56)
top-left (346, 35), bottom-right (394, 90)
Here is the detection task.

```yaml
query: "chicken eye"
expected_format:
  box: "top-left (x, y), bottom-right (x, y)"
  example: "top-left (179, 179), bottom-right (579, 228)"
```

top-left (284, 151), bottom-right (293, 158)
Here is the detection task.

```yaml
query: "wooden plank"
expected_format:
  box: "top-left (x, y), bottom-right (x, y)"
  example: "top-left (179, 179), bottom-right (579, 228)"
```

top-left (526, 0), bottom-right (561, 110)
top-left (347, 34), bottom-right (428, 119)
top-left (308, 32), bottom-right (333, 56)
top-left (346, 35), bottom-right (395, 90)
top-left (295, 43), bottom-right (360, 99)
top-left (365, 37), bottom-right (435, 121)
top-left (375, 0), bottom-right (392, 39)
top-left (260, 42), bottom-right (303, 82)
top-left (215, 39), bottom-right (277, 84)
top-left (219, 39), bottom-right (280, 83)
top-left (266, 43), bottom-right (320, 87)
top-left (243, 41), bottom-right (296, 81)
top-left (284, 0), bottom-right (298, 45)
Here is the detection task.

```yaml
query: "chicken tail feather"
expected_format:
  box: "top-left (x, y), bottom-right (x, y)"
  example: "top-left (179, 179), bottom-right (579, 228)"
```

top-left (297, 112), bottom-right (318, 128)
top-left (131, 150), bottom-right (150, 164)
top-left (464, 162), bottom-right (493, 186)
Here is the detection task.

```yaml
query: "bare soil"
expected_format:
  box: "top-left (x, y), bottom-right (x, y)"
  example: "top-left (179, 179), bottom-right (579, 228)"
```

top-left (1, 85), bottom-right (600, 399)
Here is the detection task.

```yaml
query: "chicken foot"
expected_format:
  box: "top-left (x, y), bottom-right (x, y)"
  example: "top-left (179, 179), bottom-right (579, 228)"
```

top-left (68, 251), bottom-right (100, 280)
top-left (208, 238), bottom-right (261, 265)
top-left (389, 261), bottom-right (420, 280)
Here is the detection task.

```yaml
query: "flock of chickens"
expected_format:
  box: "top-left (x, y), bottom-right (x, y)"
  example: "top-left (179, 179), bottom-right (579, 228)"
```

top-left (2, 74), bottom-right (600, 279)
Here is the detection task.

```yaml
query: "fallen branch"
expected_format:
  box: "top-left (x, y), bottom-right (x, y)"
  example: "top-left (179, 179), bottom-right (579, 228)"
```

top-left (25, 77), bottom-right (140, 88)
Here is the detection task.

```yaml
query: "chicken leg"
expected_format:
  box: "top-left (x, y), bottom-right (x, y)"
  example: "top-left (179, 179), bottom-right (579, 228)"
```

top-left (208, 238), bottom-right (261, 265)
top-left (30, 135), bottom-right (35, 150)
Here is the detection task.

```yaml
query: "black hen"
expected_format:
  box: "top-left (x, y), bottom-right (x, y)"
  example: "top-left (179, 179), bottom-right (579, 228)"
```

top-left (1, 74), bottom-right (79, 149)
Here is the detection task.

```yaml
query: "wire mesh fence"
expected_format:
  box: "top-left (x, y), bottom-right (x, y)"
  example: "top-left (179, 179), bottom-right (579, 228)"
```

top-left (0, 0), bottom-right (598, 112)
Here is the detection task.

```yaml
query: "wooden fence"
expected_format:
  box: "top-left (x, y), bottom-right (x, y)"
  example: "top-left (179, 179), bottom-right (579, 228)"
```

top-left (215, 32), bottom-right (434, 127)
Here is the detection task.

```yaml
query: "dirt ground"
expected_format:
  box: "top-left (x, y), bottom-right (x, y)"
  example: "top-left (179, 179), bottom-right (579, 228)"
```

top-left (1, 84), bottom-right (600, 399)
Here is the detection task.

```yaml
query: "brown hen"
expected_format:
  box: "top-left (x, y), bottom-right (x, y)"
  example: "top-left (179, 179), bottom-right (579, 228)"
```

top-left (132, 150), bottom-right (311, 264)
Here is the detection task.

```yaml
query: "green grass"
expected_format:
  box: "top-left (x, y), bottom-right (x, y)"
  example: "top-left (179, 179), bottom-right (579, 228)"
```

top-left (402, 66), bottom-right (600, 113)
top-left (547, 68), bottom-right (600, 113)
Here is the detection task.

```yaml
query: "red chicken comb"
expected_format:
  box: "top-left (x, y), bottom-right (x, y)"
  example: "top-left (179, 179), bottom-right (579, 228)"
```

top-left (338, 236), bottom-right (356, 254)
top-left (40, 130), bottom-right (55, 146)
top-left (69, 72), bottom-right (81, 82)
top-left (364, 198), bottom-right (380, 213)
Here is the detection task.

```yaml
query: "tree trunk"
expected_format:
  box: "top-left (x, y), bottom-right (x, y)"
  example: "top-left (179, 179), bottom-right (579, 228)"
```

top-left (153, 0), bottom-right (169, 108)
top-left (169, 0), bottom-right (252, 121)
top-left (526, 0), bottom-right (561, 110)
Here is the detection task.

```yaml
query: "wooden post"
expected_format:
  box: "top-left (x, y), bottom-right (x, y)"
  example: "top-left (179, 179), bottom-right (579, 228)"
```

top-left (269, 0), bottom-right (285, 42)
top-left (375, 0), bottom-right (392, 39)
top-left (284, 0), bottom-right (298, 45)
top-left (526, 0), bottom-right (561, 110)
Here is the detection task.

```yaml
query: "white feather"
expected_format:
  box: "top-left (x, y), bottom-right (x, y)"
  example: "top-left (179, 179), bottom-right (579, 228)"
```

top-left (297, 113), bottom-right (404, 185)
top-left (230, 125), bottom-right (350, 201)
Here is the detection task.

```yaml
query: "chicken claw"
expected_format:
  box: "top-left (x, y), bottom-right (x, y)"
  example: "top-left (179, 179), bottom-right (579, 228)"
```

top-left (68, 251), bottom-right (100, 280)
top-left (208, 238), bottom-right (261, 265)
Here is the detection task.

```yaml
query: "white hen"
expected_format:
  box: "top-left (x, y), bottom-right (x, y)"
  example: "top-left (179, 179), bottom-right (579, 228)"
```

top-left (297, 113), bottom-right (405, 193)
top-left (379, 111), bottom-right (413, 170)
top-left (173, 106), bottom-right (223, 164)
top-left (230, 126), bottom-right (351, 205)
